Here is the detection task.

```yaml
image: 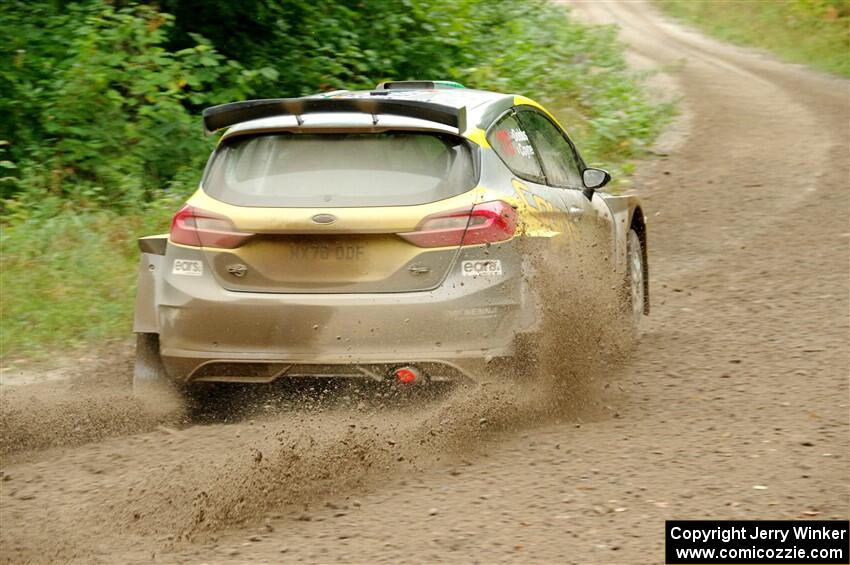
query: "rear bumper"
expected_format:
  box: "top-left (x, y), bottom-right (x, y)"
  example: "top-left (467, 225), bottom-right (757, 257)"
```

top-left (162, 355), bottom-right (499, 385)
top-left (154, 246), bottom-right (529, 383)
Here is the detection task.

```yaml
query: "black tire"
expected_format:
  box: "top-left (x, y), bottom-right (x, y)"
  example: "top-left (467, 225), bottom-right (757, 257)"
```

top-left (626, 229), bottom-right (646, 335)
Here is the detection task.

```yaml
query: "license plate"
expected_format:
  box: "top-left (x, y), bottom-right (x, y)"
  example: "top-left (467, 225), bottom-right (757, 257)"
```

top-left (290, 244), bottom-right (365, 260)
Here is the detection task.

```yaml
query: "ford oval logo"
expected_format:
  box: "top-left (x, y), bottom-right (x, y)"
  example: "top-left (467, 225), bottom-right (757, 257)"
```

top-left (312, 213), bottom-right (337, 225)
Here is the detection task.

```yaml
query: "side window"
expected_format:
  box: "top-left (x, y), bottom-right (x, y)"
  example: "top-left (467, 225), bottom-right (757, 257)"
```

top-left (487, 114), bottom-right (545, 183)
top-left (517, 111), bottom-right (583, 189)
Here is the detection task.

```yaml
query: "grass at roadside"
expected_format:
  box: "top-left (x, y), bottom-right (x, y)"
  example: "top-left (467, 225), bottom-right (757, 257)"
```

top-left (655, 0), bottom-right (850, 77)
top-left (0, 198), bottom-right (179, 360)
top-left (0, 2), bottom-right (674, 362)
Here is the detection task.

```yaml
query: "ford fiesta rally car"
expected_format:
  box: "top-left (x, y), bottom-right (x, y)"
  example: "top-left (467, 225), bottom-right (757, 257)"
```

top-left (133, 80), bottom-right (648, 395)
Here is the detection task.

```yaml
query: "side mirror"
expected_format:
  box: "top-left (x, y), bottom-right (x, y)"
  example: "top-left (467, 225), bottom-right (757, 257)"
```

top-left (583, 167), bottom-right (611, 190)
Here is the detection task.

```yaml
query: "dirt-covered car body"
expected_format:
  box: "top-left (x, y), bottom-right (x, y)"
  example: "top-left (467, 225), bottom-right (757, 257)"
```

top-left (133, 81), bottom-right (648, 389)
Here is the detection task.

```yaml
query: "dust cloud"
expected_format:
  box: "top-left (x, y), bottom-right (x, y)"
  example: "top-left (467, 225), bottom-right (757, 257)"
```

top-left (0, 353), bottom-right (187, 459)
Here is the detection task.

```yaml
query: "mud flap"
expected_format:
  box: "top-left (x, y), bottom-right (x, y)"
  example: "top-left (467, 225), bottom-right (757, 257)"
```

top-left (133, 333), bottom-right (182, 412)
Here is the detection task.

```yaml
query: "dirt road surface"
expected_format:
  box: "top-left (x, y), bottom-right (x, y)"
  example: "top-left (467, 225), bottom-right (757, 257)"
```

top-left (2, 1), bottom-right (848, 563)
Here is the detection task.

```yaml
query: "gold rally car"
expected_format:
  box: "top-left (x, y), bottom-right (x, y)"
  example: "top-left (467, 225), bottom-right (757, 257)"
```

top-left (133, 80), bottom-right (648, 395)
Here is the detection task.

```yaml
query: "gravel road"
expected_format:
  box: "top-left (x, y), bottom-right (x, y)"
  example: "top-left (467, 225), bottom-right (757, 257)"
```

top-left (1, 1), bottom-right (848, 563)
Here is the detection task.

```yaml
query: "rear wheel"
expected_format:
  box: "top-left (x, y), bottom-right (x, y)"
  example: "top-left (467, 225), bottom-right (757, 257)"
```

top-left (626, 229), bottom-right (645, 334)
top-left (133, 333), bottom-right (183, 412)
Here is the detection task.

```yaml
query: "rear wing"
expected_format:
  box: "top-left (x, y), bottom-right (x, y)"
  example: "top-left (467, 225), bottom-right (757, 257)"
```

top-left (202, 98), bottom-right (467, 135)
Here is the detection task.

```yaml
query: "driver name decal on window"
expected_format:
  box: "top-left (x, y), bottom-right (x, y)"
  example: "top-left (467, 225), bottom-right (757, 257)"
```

top-left (494, 128), bottom-right (535, 159)
top-left (508, 128), bottom-right (535, 158)
top-left (488, 114), bottom-right (544, 181)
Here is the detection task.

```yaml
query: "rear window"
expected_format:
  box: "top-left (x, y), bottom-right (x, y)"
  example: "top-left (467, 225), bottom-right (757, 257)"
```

top-left (202, 132), bottom-right (477, 207)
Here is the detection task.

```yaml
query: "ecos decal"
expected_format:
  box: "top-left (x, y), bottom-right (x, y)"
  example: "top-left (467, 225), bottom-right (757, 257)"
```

top-left (461, 260), bottom-right (502, 277)
top-left (172, 259), bottom-right (203, 277)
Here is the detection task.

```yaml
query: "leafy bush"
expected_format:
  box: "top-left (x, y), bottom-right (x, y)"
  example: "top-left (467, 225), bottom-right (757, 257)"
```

top-left (0, 2), bottom-right (276, 209)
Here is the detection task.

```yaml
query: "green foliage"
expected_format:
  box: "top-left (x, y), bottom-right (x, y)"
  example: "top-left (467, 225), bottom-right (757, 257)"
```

top-left (1, 0), bottom-right (673, 360)
top-left (158, 0), bottom-right (489, 96)
top-left (1, 2), bottom-right (275, 209)
top-left (656, 0), bottom-right (850, 77)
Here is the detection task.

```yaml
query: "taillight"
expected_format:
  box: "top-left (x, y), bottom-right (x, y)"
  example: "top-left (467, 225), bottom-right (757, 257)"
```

top-left (398, 200), bottom-right (517, 248)
top-left (169, 205), bottom-right (253, 248)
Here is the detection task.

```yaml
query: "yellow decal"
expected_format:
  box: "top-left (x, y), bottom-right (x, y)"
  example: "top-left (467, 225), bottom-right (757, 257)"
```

top-left (509, 179), bottom-right (563, 239)
top-left (511, 179), bottom-right (535, 209)
top-left (532, 193), bottom-right (553, 214)
top-left (513, 95), bottom-right (565, 130)
top-left (464, 127), bottom-right (491, 148)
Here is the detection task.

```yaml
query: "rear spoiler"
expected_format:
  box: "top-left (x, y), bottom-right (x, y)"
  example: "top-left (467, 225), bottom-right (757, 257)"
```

top-left (202, 98), bottom-right (467, 135)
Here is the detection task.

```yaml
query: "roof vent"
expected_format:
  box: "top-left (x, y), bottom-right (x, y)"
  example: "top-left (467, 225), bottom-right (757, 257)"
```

top-left (374, 80), bottom-right (465, 91)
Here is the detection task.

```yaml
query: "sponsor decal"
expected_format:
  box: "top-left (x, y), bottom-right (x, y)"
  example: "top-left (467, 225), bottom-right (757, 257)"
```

top-left (172, 259), bottom-right (203, 276)
top-left (508, 128), bottom-right (535, 158)
top-left (494, 127), bottom-right (535, 158)
top-left (448, 306), bottom-right (501, 319)
top-left (495, 129), bottom-right (515, 155)
top-left (461, 259), bottom-right (502, 277)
